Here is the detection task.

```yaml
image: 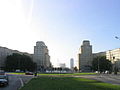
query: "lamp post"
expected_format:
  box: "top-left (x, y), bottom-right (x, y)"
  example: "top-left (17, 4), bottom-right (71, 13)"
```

top-left (115, 36), bottom-right (120, 40)
top-left (98, 57), bottom-right (100, 73)
top-left (114, 36), bottom-right (120, 74)
top-left (112, 56), bottom-right (116, 74)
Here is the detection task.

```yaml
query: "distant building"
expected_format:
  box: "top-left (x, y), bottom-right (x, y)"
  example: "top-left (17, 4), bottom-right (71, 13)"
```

top-left (0, 46), bottom-right (32, 69)
top-left (33, 41), bottom-right (51, 71)
top-left (78, 40), bottom-right (93, 72)
top-left (70, 58), bottom-right (74, 69)
top-left (59, 63), bottom-right (66, 68)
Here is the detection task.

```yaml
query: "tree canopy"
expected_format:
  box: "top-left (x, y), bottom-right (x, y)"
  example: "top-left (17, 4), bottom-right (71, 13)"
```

top-left (5, 53), bottom-right (36, 72)
top-left (92, 56), bottom-right (112, 73)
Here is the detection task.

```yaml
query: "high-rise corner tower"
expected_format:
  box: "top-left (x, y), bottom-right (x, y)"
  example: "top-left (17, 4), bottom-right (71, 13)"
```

top-left (78, 40), bottom-right (93, 72)
top-left (33, 41), bottom-right (51, 71)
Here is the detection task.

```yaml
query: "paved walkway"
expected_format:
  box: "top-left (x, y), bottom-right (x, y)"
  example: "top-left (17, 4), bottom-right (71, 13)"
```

top-left (74, 74), bottom-right (120, 85)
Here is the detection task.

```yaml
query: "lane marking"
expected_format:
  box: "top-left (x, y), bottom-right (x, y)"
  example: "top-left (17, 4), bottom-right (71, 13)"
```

top-left (19, 78), bottom-right (24, 87)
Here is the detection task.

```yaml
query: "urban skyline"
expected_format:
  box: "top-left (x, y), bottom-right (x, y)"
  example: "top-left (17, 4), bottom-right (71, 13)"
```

top-left (1, 40), bottom-right (120, 69)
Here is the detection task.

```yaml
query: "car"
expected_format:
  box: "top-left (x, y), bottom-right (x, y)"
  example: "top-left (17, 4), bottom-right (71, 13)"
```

top-left (0, 70), bottom-right (5, 75)
top-left (0, 75), bottom-right (9, 86)
top-left (25, 71), bottom-right (34, 75)
top-left (15, 69), bottom-right (21, 72)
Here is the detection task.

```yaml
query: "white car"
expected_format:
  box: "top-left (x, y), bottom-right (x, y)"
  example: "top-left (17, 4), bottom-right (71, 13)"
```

top-left (0, 75), bottom-right (9, 86)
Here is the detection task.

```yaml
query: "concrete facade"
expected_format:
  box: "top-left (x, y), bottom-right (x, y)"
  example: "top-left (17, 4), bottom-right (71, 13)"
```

top-left (59, 63), bottom-right (66, 68)
top-left (0, 46), bottom-right (32, 69)
top-left (33, 41), bottom-right (51, 70)
top-left (106, 48), bottom-right (120, 70)
top-left (78, 40), bottom-right (93, 72)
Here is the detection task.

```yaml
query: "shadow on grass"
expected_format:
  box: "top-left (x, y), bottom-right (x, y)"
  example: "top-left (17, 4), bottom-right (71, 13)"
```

top-left (21, 77), bottom-right (120, 90)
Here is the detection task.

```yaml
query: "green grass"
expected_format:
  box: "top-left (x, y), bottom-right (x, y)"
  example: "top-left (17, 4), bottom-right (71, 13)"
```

top-left (8, 72), bottom-right (25, 75)
top-left (38, 72), bottom-right (96, 76)
top-left (20, 76), bottom-right (120, 90)
top-left (7, 72), bottom-right (96, 76)
top-left (8, 72), bottom-right (96, 76)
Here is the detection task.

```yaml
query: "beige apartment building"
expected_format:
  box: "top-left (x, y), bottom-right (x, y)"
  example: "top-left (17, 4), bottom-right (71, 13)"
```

top-left (33, 41), bottom-right (51, 70)
top-left (106, 48), bottom-right (120, 70)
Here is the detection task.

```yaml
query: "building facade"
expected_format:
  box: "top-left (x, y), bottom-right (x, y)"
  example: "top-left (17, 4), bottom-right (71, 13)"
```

top-left (70, 58), bottom-right (74, 70)
top-left (59, 63), bottom-right (66, 68)
top-left (106, 48), bottom-right (120, 70)
top-left (78, 40), bottom-right (93, 72)
top-left (33, 41), bottom-right (51, 70)
top-left (0, 46), bottom-right (32, 69)
top-left (78, 40), bottom-right (120, 72)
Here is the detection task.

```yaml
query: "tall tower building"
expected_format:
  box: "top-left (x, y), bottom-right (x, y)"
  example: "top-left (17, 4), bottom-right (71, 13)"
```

top-left (78, 40), bottom-right (93, 72)
top-left (70, 58), bottom-right (74, 69)
top-left (33, 41), bottom-right (51, 70)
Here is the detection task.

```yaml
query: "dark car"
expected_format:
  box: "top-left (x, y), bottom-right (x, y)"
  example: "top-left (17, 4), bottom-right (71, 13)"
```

top-left (0, 70), bottom-right (5, 75)
top-left (0, 75), bottom-right (9, 86)
top-left (25, 71), bottom-right (34, 75)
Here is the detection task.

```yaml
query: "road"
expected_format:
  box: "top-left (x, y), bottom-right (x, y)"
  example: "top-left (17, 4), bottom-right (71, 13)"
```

top-left (75, 74), bottom-right (120, 85)
top-left (0, 74), bottom-right (33, 90)
top-left (1, 73), bottom-right (120, 90)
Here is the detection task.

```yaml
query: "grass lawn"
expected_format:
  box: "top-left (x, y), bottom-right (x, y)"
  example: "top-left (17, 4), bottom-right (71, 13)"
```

top-left (8, 72), bottom-right (25, 75)
top-left (20, 76), bottom-right (120, 90)
top-left (8, 72), bottom-right (96, 76)
top-left (38, 72), bottom-right (96, 76)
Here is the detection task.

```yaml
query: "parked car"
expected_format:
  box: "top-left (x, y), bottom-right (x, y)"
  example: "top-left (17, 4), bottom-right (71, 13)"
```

top-left (15, 69), bottom-right (21, 72)
top-left (0, 70), bottom-right (5, 75)
top-left (0, 75), bottom-right (9, 86)
top-left (25, 71), bottom-right (34, 75)
top-left (0, 72), bottom-right (5, 75)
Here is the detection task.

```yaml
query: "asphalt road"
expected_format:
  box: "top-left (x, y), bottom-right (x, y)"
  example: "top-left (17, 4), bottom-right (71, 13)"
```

top-left (75, 74), bottom-right (120, 85)
top-left (0, 74), bottom-right (33, 90)
top-left (1, 73), bottom-right (119, 90)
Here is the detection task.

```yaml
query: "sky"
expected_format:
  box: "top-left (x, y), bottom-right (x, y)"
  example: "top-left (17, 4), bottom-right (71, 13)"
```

top-left (0, 0), bottom-right (120, 67)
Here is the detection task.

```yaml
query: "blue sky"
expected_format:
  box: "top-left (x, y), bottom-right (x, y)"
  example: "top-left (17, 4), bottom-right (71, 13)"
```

top-left (31, 0), bottom-right (120, 51)
top-left (0, 0), bottom-right (120, 67)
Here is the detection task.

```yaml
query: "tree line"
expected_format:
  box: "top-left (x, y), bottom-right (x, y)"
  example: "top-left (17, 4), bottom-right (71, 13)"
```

top-left (3, 53), bottom-right (116, 73)
top-left (4, 53), bottom-right (36, 72)
top-left (92, 56), bottom-right (112, 73)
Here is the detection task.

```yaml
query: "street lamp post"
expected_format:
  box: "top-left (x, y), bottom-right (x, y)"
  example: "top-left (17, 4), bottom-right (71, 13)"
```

top-left (115, 36), bottom-right (120, 40)
top-left (113, 56), bottom-right (118, 75)
top-left (98, 57), bottom-right (100, 73)
top-left (114, 36), bottom-right (120, 74)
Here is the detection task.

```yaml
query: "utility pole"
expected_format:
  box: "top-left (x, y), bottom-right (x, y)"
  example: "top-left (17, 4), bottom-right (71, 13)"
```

top-left (113, 56), bottom-right (117, 75)
top-left (114, 36), bottom-right (120, 74)
top-left (98, 57), bottom-right (100, 73)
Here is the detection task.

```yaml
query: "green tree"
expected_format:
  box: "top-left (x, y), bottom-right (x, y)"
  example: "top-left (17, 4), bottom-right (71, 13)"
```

top-left (5, 53), bottom-right (36, 72)
top-left (92, 56), bottom-right (112, 73)
top-left (74, 66), bottom-right (78, 72)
